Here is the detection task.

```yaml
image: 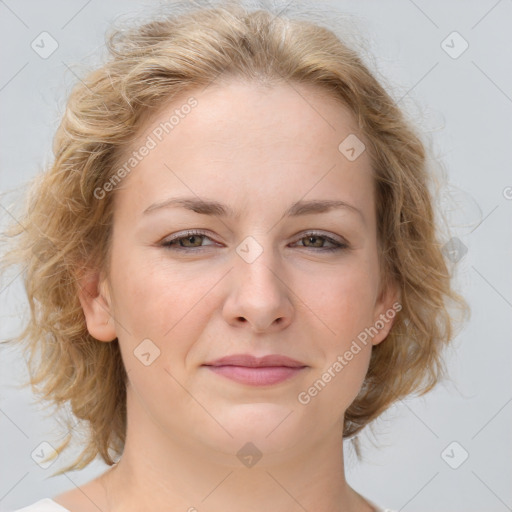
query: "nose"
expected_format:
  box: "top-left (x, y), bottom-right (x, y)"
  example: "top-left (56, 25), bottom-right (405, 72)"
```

top-left (222, 244), bottom-right (294, 333)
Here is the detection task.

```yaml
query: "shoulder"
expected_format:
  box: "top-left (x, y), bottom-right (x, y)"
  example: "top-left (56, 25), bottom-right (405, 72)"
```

top-left (365, 497), bottom-right (396, 512)
top-left (366, 498), bottom-right (397, 512)
top-left (10, 498), bottom-right (70, 512)
top-left (373, 505), bottom-right (397, 512)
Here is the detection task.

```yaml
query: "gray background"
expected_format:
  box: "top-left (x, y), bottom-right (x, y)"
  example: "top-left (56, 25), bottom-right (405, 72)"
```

top-left (1, 1), bottom-right (511, 511)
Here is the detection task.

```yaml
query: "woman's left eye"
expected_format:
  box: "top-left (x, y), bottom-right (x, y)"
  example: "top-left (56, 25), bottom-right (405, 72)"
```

top-left (292, 233), bottom-right (348, 252)
top-left (161, 230), bottom-right (348, 252)
top-left (161, 230), bottom-right (216, 250)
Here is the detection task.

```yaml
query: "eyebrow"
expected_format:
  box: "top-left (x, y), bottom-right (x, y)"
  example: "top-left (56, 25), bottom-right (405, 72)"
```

top-left (143, 196), bottom-right (364, 222)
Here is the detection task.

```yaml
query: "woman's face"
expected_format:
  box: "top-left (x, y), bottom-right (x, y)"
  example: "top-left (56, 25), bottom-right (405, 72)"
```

top-left (81, 80), bottom-right (399, 463)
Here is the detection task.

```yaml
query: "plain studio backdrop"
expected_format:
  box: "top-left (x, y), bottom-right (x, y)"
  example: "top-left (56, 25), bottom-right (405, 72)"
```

top-left (0, 1), bottom-right (511, 511)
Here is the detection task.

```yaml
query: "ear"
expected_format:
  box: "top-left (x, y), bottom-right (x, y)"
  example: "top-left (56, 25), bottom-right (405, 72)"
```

top-left (371, 276), bottom-right (402, 347)
top-left (77, 269), bottom-right (117, 342)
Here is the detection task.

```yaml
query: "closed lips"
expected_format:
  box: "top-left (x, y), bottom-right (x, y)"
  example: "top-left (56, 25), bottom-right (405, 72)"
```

top-left (202, 354), bottom-right (307, 368)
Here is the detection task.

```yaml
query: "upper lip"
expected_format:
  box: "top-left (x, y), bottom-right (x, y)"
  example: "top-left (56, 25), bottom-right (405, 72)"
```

top-left (203, 354), bottom-right (306, 368)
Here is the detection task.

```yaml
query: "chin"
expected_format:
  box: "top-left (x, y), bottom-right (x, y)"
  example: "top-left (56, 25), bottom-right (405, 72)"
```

top-left (217, 404), bottom-right (307, 446)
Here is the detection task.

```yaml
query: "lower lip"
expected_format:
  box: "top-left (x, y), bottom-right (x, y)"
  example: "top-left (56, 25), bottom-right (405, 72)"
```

top-left (204, 365), bottom-right (306, 386)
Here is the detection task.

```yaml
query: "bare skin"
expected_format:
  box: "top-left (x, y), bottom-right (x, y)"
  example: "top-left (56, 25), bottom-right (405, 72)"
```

top-left (54, 79), bottom-right (399, 512)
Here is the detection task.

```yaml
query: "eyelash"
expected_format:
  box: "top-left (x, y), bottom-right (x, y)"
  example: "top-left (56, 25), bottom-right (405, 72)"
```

top-left (160, 230), bottom-right (348, 253)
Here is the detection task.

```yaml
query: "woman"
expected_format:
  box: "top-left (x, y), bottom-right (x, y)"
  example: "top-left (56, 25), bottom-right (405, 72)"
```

top-left (2, 1), bottom-right (468, 511)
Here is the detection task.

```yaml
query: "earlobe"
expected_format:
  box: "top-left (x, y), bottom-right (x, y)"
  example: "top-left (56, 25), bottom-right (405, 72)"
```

top-left (371, 278), bottom-right (402, 347)
top-left (77, 270), bottom-right (117, 342)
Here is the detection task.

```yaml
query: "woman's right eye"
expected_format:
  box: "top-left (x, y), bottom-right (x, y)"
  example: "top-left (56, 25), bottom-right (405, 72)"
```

top-left (161, 230), bottom-right (216, 251)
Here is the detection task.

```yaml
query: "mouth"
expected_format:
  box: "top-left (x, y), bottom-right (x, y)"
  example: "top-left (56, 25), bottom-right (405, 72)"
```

top-left (201, 354), bottom-right (308, 386)
top-left (203, 365), bottom-right (307, 386)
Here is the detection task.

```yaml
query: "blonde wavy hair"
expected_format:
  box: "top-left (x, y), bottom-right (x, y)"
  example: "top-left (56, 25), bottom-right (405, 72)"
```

top-left (1, 0), bottom-right (468, 475)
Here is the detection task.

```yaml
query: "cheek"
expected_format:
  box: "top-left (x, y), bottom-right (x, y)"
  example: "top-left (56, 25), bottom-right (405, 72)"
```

top-left (315, 258), bottom-right (380, 346)
top-left (108, 247), bottom-right (217, 360)
top-left (298, 264), bottom-right (377, 414)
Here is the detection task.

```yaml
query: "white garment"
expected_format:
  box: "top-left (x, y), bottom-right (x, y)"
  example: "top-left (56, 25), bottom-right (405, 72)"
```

top-left (10, 500), bottom-right (69, 512)
top-left (11, 497), bottom-right (397, 512)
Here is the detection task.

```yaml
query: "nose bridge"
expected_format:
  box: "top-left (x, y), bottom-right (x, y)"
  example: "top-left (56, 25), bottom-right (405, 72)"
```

top-left (224, 233), bottom-right (293, 331)
top-left (234, 234), bottom-right (283, 297)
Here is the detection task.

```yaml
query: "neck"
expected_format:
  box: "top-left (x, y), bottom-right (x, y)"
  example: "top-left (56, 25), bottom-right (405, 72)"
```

top-left (100, 387), bottom-right (373, 512)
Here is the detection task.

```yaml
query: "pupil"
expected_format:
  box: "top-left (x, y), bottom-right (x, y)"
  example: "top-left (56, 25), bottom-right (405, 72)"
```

top-left (184, 235), bottom-right (200, 246)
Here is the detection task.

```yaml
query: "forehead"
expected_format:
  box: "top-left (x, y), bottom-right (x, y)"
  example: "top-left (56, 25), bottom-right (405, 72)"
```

top-left (113, 80), bottom-right (374, 223)
top-left (132, 79), bottom-right (360, 148)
